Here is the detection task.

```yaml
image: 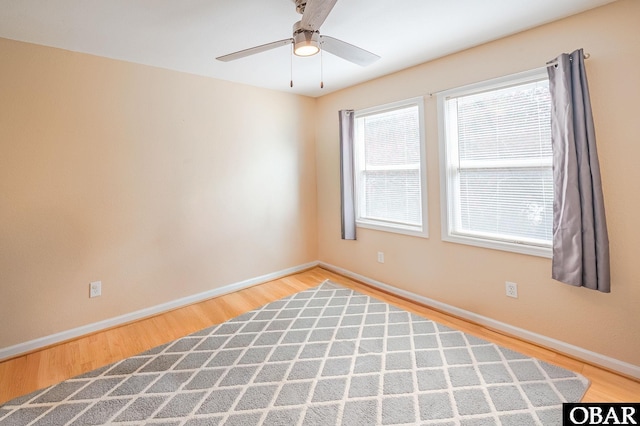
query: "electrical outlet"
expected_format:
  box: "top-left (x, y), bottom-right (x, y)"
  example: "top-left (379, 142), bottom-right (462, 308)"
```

top-left (90, 281), bottom-right (102, 298)
top-left (505, 281), bottom-right (518, 298)
top-left (377, 252), bottom-right (385, 263)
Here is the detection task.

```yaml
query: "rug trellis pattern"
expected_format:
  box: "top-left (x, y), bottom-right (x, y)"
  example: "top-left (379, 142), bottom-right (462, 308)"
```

top-left (0, 281), bottom-right (589, 425)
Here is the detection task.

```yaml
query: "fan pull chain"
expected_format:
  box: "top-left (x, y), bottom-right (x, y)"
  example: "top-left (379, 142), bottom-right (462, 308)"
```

top-left (320, 46), bottom-right (324, 89)
top-left (290, 43), bottom-right (294, 88)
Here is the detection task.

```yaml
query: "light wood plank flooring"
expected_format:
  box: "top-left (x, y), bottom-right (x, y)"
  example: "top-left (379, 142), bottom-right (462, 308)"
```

top-left (1, 267), bottom-right (638, 405)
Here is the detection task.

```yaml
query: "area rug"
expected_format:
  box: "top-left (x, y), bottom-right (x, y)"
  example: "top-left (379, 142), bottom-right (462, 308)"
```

top-left (0, 280), bottom-right (589, 425)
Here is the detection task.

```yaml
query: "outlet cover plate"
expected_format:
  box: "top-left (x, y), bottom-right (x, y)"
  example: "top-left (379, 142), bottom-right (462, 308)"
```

top-left (90, 281), bottom-right (102, 298)
top-left (505, 281), bottom-right (518, 298)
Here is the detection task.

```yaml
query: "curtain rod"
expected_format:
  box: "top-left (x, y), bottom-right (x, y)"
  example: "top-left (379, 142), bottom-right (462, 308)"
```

top-left (428, 52), bottom-right (591, 97)
top-left (546, 52), bottom-right (590, 68)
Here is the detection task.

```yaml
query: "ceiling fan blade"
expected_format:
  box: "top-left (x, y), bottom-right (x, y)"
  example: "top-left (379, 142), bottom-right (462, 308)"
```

top-left (301, 0), bottom-right (338, 31)
top-left (216, 39), bottom-right (293, 62)
top-left (320, 35), bottom-right (380, 66)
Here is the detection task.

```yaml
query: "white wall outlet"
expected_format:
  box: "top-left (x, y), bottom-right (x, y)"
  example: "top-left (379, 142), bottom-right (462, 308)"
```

top-left (377, 252), bottom-right (385, 263)
top-left (505, 281), bottom-right (518, 298)
top-left (90, 281), bottom-right (102, 298)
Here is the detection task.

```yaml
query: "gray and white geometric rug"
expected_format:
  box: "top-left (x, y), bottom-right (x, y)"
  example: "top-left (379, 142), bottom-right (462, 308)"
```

top-left (0, 281), bottom-right (589, 426)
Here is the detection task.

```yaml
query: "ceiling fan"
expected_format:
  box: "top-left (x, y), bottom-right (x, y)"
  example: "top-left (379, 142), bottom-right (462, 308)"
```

top-left (215, 0), bottom-right (380, 67)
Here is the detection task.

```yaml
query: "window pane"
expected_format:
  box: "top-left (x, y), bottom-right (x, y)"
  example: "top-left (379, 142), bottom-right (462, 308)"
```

top-left (457, 168), bottom-right (553, 244)
top-left (363, 169), bottom-right (421, 225)
top-left (363, 107), bottom-right (420, 167)
top-left (457, 80), bottom-right (551, 162)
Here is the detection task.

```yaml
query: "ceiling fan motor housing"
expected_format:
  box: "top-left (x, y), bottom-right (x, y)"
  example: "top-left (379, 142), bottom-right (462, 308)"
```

top-left (293, 0), bottom-right (307, 14)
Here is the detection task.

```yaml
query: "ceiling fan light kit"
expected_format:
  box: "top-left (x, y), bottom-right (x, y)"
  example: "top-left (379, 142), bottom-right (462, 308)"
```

top-left (293, 23), bottom-right (320, 57)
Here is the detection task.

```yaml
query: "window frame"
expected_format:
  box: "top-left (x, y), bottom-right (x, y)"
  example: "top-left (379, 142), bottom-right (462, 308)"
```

top-left (437, 69), bottom-right (553, 258)
top-left (353, 97), bottom-right (428, 238)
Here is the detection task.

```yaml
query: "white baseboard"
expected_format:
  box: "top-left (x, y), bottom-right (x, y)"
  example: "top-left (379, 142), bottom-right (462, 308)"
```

top-left (0, 261), bottom-right (320, 362)
top-left (4, 260), bottom-right (638, 380)
top-left (319, 261), bottom-right (640, 380)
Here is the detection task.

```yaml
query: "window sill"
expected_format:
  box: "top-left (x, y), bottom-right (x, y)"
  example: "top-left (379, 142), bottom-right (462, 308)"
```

top-left (357, 220), bottom-right (428, 239)
top-left (442, 233), bottom-right (552, 258)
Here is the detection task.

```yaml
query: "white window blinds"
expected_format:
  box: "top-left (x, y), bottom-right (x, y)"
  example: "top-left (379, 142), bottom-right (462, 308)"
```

top-left (354, 99), bottom-right (426, 236)
top-left (442, 77), bottom-right (553, 251)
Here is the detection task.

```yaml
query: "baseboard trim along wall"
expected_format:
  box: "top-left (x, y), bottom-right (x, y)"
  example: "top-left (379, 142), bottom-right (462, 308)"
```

top-left (2, 260), bottom-right (638, 380)
top-left (0, 262), bottom-right (319, 362)
top-left (318, 262), bottom-right (640, 380)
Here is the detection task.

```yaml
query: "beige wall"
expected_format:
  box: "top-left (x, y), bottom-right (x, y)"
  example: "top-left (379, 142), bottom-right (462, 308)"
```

top-left (0, 38), bottom-right (317, 348)
top-left (316, 0), bottom-right (640, 366)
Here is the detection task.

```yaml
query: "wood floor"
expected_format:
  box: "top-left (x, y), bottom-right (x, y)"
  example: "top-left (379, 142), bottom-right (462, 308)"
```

top-left (1, 266), bottom-right (638, 405)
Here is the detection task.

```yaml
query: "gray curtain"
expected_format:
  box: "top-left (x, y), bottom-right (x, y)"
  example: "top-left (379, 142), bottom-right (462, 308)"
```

top-left (547, 49), bottom-right (610, 292)
top-left (339, 110), bottom-right (356, 240)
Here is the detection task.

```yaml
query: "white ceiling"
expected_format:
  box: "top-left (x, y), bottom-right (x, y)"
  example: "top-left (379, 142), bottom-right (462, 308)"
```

top-left (0, 0), bottom-right (616, 97)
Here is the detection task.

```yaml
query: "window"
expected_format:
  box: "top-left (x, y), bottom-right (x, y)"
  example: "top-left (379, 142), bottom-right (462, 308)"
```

top-left (354, 97), bottom-right (427, 237)
top-left (438, 70), bottom-right (552, 257)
